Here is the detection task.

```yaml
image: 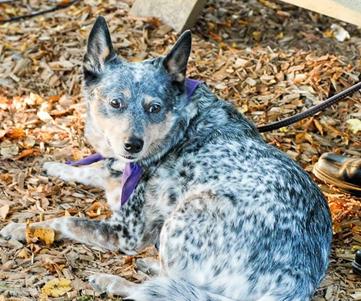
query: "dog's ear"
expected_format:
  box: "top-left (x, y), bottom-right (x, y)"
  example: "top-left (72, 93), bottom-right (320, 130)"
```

top-left (163, 30), bottom-right (192, 84)
top-left (83, 16), bottom-right (116, 84)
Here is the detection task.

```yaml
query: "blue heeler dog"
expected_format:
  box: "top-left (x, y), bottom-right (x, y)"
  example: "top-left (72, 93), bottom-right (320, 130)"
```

top-left (1, 17), bottom-right (332, 301)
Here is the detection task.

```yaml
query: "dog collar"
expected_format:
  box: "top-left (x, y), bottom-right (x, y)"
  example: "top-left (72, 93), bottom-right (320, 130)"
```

top-left (66, 78), bottom-right (202, 206)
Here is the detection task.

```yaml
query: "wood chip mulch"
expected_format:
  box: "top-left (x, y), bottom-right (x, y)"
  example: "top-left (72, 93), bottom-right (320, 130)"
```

top-left (0, 0), bottom-right (360, 300)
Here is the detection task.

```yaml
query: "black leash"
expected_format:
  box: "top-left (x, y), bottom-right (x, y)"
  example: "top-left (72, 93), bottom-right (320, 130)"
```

top-left (257, 81), bottom-right (361, 132)
top-left (0, 0), bottom-right (80, 24)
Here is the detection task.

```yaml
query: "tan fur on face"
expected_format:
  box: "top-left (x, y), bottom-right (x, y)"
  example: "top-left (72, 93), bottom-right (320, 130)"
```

top-left (86, 91), bottom-right (132, 156)
top-left (85, 119), bottom-right (114, 157)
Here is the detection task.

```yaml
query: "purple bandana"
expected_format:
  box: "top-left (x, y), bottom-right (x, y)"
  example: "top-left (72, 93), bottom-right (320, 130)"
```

top-left (66, 78), bottom-right (201, 206)
top-left (185, 78), bottom-right (201, 98)
top-left (66, 153), bottom-right (104, 166)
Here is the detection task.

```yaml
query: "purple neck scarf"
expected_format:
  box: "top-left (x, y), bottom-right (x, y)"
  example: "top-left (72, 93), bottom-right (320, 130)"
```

top-left (185, 78), bottom-right (201, 98)
top-left (66, 78), bottom-right (201, 206)
top-left (66, 153), bottom-right (104, 165)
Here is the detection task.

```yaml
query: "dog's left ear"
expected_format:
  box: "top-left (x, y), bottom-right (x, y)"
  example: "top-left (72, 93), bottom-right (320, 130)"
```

top-left (163, 30), bottom-right (192, 84)
top-left (83, 16), bottom-right (116, 84)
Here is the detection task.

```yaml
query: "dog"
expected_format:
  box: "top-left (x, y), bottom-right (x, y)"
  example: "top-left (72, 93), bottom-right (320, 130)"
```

top-left (1, 16), bottom-right (332, 301)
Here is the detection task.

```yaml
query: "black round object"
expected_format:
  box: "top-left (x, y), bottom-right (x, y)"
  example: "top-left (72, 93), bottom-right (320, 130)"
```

top-left (352, 250), bottom-right (361, 276)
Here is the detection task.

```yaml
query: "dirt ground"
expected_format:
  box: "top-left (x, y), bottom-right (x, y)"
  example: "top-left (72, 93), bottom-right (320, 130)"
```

top-left (0, 0), bottom-right (360, 300)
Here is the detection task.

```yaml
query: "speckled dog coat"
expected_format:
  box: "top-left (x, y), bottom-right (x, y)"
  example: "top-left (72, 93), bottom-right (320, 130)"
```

top-left (1, 16), bottom-right (332, 301)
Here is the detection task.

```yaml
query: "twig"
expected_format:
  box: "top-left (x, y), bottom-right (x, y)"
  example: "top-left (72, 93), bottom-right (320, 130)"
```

top-left (0, 0), bottom-right (20, 3)
top-left (0, 0), bottom-right (80, 24)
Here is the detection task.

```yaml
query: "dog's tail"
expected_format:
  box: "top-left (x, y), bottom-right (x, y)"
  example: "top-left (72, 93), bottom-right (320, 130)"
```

top-left (126, 276), bottom-right (237, 301)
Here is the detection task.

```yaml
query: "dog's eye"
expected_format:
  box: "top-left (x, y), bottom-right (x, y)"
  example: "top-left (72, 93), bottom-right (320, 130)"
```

top-left (110, 99), bottom-right (121, 109)
top-left (148, 104), bottom-right (161, 114)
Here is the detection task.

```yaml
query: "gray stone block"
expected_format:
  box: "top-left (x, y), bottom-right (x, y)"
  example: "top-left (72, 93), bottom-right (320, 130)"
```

top-left (130, 0), bottom-right (207, 32)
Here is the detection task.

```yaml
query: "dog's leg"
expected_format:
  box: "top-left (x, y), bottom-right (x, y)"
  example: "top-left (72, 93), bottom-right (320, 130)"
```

top-left (43, 161), bottom-right (113, 189)
top-left (0, 217), bottom-right (117, 250)
top-left (88, 273), bottom-right (137, 296)
top-left (0, 211), bottom-right (145, 253)
top-left (1, 180), bottom-right (149, 253)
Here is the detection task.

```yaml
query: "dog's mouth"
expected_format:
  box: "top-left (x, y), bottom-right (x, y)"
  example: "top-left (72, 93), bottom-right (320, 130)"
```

top-left (120, 154), bottom-right (138, 161)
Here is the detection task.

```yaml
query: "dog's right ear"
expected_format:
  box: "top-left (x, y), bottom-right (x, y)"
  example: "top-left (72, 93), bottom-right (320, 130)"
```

top-left (163, 30), bottom-right (192, 84)
top-left (83, 16), bottom-right (116, 84)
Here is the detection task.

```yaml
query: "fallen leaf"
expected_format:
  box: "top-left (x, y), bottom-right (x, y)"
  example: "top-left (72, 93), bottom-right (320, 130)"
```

top-left (42, 258), bottom-right (65, 274)
top-left (323, 29), bottom-right (334, 38)
top-left (313, 119), bottom-right (324, 135)
top-left (39, 132), bottom-right (53, 142)
top-left (332, 223), bottom-right (343, 235)
top-left (0, 141), bottom-right (19, 158)
top-left (6, 128), bottom-right (25, 140)
top-left (258, 0), bottom-right (280, 9)
top-left (71, 148), bottom-right (84, 161)
top-left (346, 118), bottom-right (361, 134)
top-left (23, 137), bottom-right (36, 148)
top-left (41, 278), bottom-right (72, 297)
top-left (252, 31), bottom-right (262, 41)
top-left (145, 17), bottom-right (161, 28)
top-left (24, 93), bottom-right (44, 106)
top-left (233, 58), bottom-right (248, 68)
top-left (0, 204), bottom-right (9, 219)
top-left (16, 148), bottom-right (40, 160)
top-left (331, 24), bottom-right (350, 42)
top-left (26, 221), bottom-right (55, 246)
top-left (0, 173), bottom-right (12, 183)
top-left (276, 32), bottom-right (284, 40)
top-left (86, 201), bottom-right (112, 219)
top-left (17, 248), bottom-right (31, 259)
top-left (209, 32), bottom-right (222, 42)
top-left (37, 110), bottom-right (53, 123)
top-left (352, 225), bottom-right (361, 235)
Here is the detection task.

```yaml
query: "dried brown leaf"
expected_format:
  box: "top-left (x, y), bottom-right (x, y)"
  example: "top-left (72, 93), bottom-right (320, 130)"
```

top-left (0, 204), bottom-right (9, 219)
top-left (26, 221), bottom-right (55, 246)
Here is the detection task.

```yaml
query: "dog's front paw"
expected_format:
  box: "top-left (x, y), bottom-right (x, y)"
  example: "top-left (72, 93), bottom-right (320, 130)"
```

top-left (88, 273), bottom-right (114, 293)
top-left (0, 222), bottom-right (26, 241)
top-left (88, 273), bottom-right (133, 296)
top-left (43, 162), bottom-right (68, 178)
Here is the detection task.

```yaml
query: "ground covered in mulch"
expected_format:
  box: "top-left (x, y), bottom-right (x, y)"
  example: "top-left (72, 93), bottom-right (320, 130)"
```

top-left (0, 0), bottom-right (360, 300)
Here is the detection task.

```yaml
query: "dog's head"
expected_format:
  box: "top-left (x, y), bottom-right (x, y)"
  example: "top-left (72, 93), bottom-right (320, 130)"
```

top-left (83, 16), bottom-right (193, 163)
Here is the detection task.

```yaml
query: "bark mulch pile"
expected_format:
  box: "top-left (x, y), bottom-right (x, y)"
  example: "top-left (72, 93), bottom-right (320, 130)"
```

top-left (0, 0), bottom-right (360, 300)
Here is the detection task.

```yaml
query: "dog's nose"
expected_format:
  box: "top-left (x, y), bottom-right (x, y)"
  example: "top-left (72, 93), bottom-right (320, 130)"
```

top-left (124, 137), bottom-right (144, 154)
